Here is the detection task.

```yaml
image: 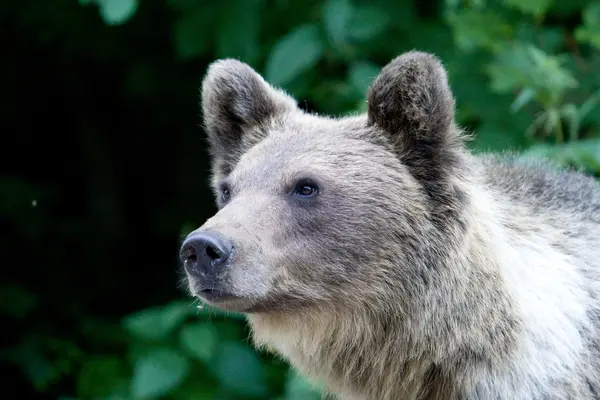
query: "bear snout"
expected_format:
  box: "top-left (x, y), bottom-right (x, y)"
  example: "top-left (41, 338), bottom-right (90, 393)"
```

top-left (180, 231), bottom-right (235, 292)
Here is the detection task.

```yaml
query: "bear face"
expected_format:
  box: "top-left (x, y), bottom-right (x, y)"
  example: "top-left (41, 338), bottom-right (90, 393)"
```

top-left (181, 52), bottom-right (471, 316)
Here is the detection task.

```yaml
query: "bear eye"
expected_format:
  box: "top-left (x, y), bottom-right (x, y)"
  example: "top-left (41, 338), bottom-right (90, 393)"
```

top-left (293, 179), bottom-right (319, 198)
top-left (220, 185), bottom-right (231, 202)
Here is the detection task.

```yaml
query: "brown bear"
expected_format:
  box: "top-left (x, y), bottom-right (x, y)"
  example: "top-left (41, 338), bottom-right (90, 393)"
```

top-left (180, 51), bottom-right (600, 399)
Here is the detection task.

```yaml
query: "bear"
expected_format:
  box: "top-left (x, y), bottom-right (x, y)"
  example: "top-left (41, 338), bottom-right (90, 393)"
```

top-left (180, 51), bottom-right (600, 400)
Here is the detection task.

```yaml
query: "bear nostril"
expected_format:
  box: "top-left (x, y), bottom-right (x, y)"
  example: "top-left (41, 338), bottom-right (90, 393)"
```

top-left (182, 246), bottom-right (197, 265)
top-left (180, 231), bottom-right (233, 273)
top-left (205, 245), bottom-right (222, 262)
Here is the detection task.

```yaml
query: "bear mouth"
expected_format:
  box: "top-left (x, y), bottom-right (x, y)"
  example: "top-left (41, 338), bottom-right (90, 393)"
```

top-left (198, 288), bottom-right (241, 302)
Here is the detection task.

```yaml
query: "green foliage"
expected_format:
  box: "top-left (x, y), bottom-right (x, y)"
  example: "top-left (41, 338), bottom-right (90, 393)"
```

top-left (82, 0), bottom-right (139, 25)
top-left (265, 24), bottom-right (325, 86)
top-left (5, 0), bottom-right (600, 399)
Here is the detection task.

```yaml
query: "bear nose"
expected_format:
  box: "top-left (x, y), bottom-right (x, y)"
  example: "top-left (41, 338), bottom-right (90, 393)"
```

top-left (180, 232), bottom-right (234, 274)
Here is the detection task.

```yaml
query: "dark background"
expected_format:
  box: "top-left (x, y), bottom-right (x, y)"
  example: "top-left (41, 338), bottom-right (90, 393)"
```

top-left (2, 0), bottom-right (600, 399)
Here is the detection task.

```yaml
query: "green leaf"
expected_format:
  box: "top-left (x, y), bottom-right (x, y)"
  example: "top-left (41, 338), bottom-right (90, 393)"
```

top-left (122, 301), bottom-right (192, 341)
top-left (172, 6), bottom-right (217, 60)
top-left (575, 2), bottom-right (600, 48)
top-left (179, 322), bottom-right (219, 362)
top-left (521, 139), bottom-right (600, 174)
top-left (347, 61), bottom-right (380, 95)
top-left (347, 5), bottom-right (392, 41)
top-left (96, 0), bottom-right (138, 25)
top-left (503, 0), bottom-right (553, 17)
top-left (214, 342), bottom-right (268, 397)
top-left (511, 87), bottom-right (536, 113)
top-left (582, 2), bottom-right (600, 26)
top-left (447, 10), bottom-right (513, 52)
top-left (264, 24), bottom-right (325, 86)
top-left (284, 370), bottom-right (321, 400)
top-left (472, 122), bottom-right (531, 153)
top-left (131, 348), bottom-right (189, 399)
top-left (216, 0), bottom-right (261, 63)
top-left (486, 43), bottom-right (577, 105)
top-left (9, 342), bottom-right (59, 391)
top-left (322, 0), bottom-right (352, 48)
top-left (77, 356), bottom-right (128, 398)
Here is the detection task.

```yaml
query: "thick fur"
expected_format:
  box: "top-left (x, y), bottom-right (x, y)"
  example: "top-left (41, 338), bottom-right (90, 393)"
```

top-left (185, 51), bottom-right (600, 399)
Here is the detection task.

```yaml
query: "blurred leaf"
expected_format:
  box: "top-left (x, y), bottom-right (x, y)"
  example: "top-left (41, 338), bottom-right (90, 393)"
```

top-left (214, 342), bottom-right (268, 397)
top-left (131, 348), bottom-right (189, 399)
top-left (575, 2), bottom-right (600, 48)
top-left (472, 122), bottom-right (531, 152)
top-left (265, 24), bottom-right (325, 86)
top-left (216, 0), bottom-right (261, 63)
top-left (447, 10), bottom-right (513, 52)
top-left (515, 24), bottom-right (565, 53)
top-left (322, 0), bottom-right (352, 49)
top-left (521, 139), bottom-right (600, 173)
top-left (503, 0), bottom-right (553, 17)
top-left (347, 61), bottom-right (380, 95)
top-left (77, 356), bottom-right (128, 398)
top-left (582, 2), bottom-right (600, 25)
top-left (284, 370), bottom-right (321, 400)
top-left (511, 87), bottom-right (536, 112)
top-left (347, 5), bottom-right (392, 41)
top-left (6, 337), bottom-right (75, 392)
top-left (123, 301), bottom-right (192, 341)
top-left (487, 43), bottom-right (578, 106)
top-left (179, 322), bottom-right (219, 362)
top-left (173, 6), bottom-right (217, 60)
top-left (96, 0), bottom-right (138, 25)
top-left (579, 89), bottom-right (600, 121)
top-left (0, 284), bottom-right (38, 318)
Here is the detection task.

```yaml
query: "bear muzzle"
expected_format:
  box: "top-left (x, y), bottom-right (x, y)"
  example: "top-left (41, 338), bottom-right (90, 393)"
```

top-left (180, 230), bottom-right (240, 303)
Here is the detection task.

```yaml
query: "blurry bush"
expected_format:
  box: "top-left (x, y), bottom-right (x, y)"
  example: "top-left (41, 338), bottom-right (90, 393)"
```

top-left (2, 0), bottom-right (600, 399)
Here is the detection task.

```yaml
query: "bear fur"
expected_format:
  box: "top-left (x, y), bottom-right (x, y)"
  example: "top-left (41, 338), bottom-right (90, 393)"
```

top-left (183, 51), bottom-right (600, 399)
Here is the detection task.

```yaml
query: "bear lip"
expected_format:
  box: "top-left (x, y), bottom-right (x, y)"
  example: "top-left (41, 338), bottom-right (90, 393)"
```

top-left (199, 288), bottom-right (239, 301)
top-left (195, 288), bottom-right (259, 312)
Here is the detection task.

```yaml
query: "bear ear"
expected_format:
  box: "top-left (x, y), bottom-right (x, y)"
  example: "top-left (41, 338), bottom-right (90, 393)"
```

top-left (201, 59), bottom-right (298, 177)
top-left (366, 51), bottom-right (464, 195)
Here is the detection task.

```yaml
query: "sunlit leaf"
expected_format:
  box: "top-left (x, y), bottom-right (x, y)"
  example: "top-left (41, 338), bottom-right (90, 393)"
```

top-left (214, 342), bottom-right (268, 397)
top-left (522, 139), bottom-right (600, 174)
top-left (179, 322), bottom-right (219, 362)
top-left (487, 43), bottom-right (577, 105)
top-left (284, 370), bottom-right (321, 400)
top-left (575, 2), bottom-right (600, 48)
top-left (447, 10), bottom-right (512, 52)
top-left (579, 89), bottom-right (600, 121)
top-left (96, 0), bottom-right (138, 25)
top-left (123, 301), bottom-right (192, 341)
top-left (347, 5), bottom-right (392, 41)
top-left (503, 0), bottom-right (553, 17)
top-left (264, 24), bottom-right (324, 86)
top-left (511, 87), bottom-right (536, 113)
top-left (348, 61), bottom-right (380, 95)
top-left (322, 0), bottom-right (352, 49)
top-left (131, 348), bottom-right (189, 399)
